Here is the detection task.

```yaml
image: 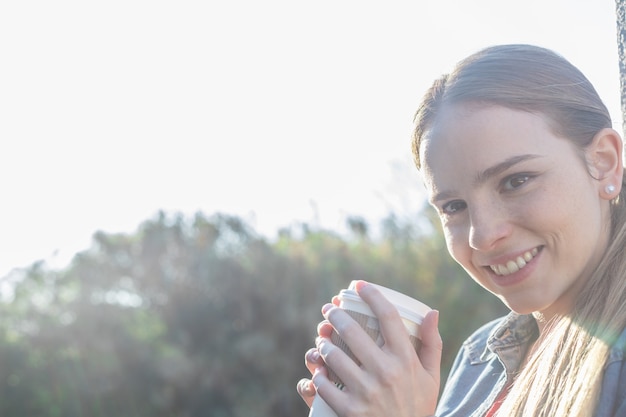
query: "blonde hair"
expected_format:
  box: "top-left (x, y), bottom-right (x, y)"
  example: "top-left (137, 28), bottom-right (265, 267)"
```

top-left (412, 44), bottom-right (626, 416)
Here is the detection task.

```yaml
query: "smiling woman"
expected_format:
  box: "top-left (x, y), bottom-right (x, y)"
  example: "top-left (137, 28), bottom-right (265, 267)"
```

top-left (413, 44), bottom-right (626, 417)
top-left (421, 45), bottom-right (626, 417)
top-left (298, 44), bottom-right (626, 417)
top-left (420, 105), bottom-right (614, 318)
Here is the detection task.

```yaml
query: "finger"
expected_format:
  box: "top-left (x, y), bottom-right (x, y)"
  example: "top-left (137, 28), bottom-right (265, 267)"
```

top-left (355, 281), bottom-right (410, 353)
top-left (322, 305), bottom-right (383, 369)
top-left (316, 334), bottom-right (363, 386)
top-left (304, 347), bottom-right (324, 376)
top-left (418, 310), bottom-right (443, 379)
top-left (317, 319), bottom-right (334, 338)
top-left (297, 378), bottom-right (316, 408)
top-left (311, 366), bottom-right (348, 416)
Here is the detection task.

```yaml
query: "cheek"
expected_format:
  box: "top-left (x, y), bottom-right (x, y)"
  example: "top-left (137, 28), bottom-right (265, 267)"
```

top-left (443, 226), bottom-right (470, 267)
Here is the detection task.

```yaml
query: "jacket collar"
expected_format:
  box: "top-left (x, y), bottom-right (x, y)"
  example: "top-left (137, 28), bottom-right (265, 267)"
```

top-left (464, 312), bottom-right (538, 374)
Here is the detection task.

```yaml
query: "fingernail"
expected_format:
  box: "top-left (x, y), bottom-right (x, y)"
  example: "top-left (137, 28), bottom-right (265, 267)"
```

top-left (315, 337), bottom-right (327, 351)
top-left (311, 373), bottom-right (320, 388)
top-left (297, 378), bottom-right (312, 396)
top-left (430, 309), bottom-right (440, 323)
top-left (317, 338), bottom-right (331, 356)
top-left (297, 378), bottom-right (306, 394)
top-left (355, 280), bottom-right (369, 292)
top-left (307, 349), bottom-right (320, 363)
top-left (321, 303), bottom-right (333, 315)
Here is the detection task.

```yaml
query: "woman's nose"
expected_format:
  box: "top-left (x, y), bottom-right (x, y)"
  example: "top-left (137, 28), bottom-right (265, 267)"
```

top-left (468, 205), bottom-right (511, 251)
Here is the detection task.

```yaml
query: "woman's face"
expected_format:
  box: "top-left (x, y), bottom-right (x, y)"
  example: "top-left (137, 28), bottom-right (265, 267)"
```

top-left (420, 105), bottom-right (612, 317)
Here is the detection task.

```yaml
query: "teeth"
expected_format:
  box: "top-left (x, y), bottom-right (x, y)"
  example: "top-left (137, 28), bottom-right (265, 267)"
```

top-left (523, 251), bottom-right (534, 262)
top-left (506, 260), bottom-right (519, 274)
top-left (490, 248), bottom-right (539, 276)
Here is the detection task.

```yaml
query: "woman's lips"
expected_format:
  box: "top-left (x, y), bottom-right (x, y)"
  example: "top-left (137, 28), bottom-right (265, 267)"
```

top-left (485, 246), bottom-right (542, 287)
top-left (489, 247), bottom-right (540, 276)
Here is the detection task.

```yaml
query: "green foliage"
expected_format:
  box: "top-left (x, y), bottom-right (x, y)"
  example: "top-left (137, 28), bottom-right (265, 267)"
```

top-left (0, 208), bottom-right (508, 416)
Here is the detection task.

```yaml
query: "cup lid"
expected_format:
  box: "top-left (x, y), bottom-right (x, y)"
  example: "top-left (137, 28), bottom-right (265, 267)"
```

top-left (342, 281), bottom-right (431, 324)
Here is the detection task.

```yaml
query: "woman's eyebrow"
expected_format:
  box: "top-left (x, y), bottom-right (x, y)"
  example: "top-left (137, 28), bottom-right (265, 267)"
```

top-left (474, 154), bottom-right (542, 186)
top-left (430, 154), bottom-right (542, 204)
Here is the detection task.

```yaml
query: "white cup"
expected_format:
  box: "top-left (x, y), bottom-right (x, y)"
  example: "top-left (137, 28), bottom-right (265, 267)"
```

top-left (308, 281), bottom-right (431, 417)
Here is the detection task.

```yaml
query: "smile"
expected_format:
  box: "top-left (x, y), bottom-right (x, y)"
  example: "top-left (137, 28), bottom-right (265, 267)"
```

top-left (489, 247), bottom-right (539, 276)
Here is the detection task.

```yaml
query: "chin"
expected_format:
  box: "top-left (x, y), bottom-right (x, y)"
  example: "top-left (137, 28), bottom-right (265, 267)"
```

top-left (508, 306), bottom-right (537, 316)
top-left (498, 297), bottom-right (540, 316)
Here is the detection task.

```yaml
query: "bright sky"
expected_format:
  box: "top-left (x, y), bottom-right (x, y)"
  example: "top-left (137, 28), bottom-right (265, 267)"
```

top-left (0, 0), bottom-right (621, 278)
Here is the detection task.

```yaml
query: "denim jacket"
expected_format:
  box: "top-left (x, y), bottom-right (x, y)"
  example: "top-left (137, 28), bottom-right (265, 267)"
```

top-left (436, 312), bottom-right (626, 417)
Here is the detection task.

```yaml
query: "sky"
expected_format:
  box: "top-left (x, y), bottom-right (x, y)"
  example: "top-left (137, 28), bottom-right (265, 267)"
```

top-left (0, 0), bottom-right (622, 278)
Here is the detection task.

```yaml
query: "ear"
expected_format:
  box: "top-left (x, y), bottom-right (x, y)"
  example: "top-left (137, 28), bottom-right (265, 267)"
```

top-left (586, 128), bottom-right (624, 199)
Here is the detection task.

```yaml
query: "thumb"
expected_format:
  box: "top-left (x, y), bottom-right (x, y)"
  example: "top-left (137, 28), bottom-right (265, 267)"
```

top-left (419, 310), bottom-right (443, 380)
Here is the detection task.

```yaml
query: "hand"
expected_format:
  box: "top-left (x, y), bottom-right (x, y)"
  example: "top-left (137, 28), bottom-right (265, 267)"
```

top-left (312, 281), bottom-right (442, 417)
top-left (297, 295), bottom-right (341, 408)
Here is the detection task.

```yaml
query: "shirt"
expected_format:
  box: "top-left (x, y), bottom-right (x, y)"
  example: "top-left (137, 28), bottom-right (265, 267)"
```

top-left (435, 312), bottom-right (626, 417)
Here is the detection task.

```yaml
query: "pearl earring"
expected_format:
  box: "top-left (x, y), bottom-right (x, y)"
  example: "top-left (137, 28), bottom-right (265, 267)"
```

top-left (606, 184), bottom-right (616, 194)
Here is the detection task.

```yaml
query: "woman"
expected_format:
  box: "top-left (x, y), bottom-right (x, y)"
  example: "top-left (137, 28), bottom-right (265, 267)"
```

top-left (297, 44), bottom-right (626, 416)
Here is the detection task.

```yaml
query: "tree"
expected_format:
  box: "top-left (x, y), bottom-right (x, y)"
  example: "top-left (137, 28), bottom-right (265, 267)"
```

top-left (0, 209), bottom-right (506, 416)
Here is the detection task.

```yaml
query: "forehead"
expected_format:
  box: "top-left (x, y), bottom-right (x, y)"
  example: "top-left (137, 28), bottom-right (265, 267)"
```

top-left (419, 104), bottom-right (572, 194)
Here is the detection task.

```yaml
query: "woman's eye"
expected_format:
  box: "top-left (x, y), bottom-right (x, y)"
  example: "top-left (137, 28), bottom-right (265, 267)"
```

top-left (441, 200), bottom-right (467, 215)
top-left (503, 174), bottom-right (531, 191)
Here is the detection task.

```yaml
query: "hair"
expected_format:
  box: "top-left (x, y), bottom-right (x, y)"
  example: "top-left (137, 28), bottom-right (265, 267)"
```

top-left (412, 44), bottom-right (626, 416)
